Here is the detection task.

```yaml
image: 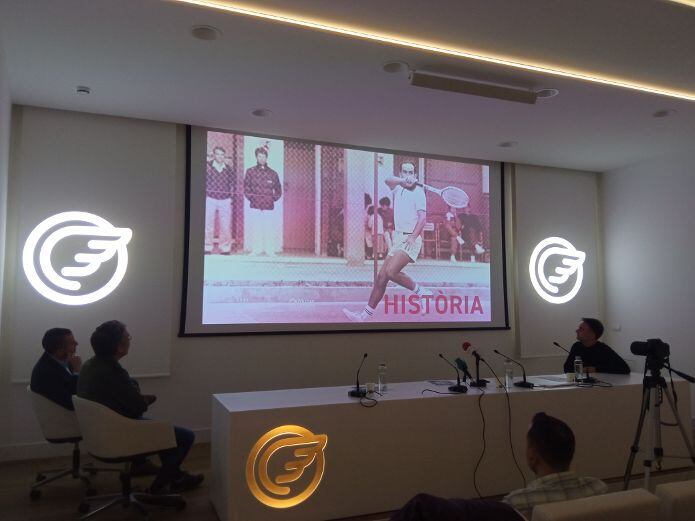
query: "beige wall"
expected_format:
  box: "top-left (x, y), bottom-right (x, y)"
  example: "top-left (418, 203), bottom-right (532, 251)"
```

top-left (1, 106), bottom-right (581, 460)
top-left (602, 152), bottom-right (695, 413)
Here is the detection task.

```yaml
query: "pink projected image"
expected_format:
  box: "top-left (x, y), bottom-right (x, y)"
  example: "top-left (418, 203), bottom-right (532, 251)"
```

top-left (202, 130), bottom-right (491, 326)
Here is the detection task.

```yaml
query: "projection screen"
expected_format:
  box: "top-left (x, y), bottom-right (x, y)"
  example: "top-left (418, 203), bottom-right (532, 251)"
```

top-left (181, 126), bottom-right (508, 335)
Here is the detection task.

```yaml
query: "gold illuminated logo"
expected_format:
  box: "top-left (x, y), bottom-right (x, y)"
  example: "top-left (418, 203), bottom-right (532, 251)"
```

top-left (246, 425), bottom-right (328, 509)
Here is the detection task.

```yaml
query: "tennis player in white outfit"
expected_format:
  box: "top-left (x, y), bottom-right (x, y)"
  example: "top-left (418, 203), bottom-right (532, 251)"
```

top-left (343, 162), bottom-right (433, 322)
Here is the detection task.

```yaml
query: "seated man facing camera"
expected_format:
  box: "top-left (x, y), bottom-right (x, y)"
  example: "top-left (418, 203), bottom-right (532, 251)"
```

top-left (563, 318), bottom-right (630, 375)
top-left (390, 413), bottom-right (606, 520)
top-left (77, 320), bottom-right (203, 493)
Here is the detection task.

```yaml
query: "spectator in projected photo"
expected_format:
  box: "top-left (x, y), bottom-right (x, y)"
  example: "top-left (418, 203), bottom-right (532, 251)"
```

top-left (378, 196), bottom-right (394, 252)
top-left (443, 205), bottom-right (464, 263)
top-left (365, 205), bottom-right (385, 260)
top-left (243, 147), bottom-right (282, 256)
top-left (459, 204), bottom-right (486, 261)
top-left (205, 146), bottom-right (236, 255)
top-left (343, 162), bottom-right (432, 322)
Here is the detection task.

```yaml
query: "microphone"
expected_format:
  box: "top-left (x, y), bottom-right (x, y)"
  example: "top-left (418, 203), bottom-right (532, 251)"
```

top-left (553, 341), bottom-right (570, 354)
top-left (462, 341), bottom-right (488, 387)
top-left (348, 353), bottom-right (368, 398)
top-left (455, 357), bottom-right (474, 382)
top-left (438, 353), bottom-right (467, 393)
top-left (493, 349), bottom-right (534, 388)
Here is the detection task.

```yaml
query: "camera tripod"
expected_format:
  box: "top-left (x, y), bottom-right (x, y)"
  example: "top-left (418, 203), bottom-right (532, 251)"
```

top-left (623, 368), bottom-right (695, 490)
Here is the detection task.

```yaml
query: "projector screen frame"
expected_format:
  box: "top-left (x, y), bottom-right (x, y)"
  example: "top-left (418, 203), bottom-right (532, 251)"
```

top-left (179, 125), bottom-right (509, 337)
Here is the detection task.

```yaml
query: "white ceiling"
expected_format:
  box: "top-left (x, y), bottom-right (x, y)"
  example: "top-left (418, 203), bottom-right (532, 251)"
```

top-left (1, 0), bottom-right (694, 172)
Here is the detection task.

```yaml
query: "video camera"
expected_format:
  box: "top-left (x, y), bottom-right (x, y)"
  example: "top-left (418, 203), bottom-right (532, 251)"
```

top-left (630, 338), bottom-right (670, 371)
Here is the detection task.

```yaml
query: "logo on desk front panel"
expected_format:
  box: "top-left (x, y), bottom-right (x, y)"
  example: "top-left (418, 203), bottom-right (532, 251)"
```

top-left (22, 212), bottom-right (132, 306)
top-left (246, 425), bottom-right (327, 509)
top-left (529, 237), bottom-right (586, 304)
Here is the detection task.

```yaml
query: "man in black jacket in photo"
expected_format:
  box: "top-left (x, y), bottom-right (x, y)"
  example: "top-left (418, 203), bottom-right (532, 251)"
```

top-left (243, 146), bottom-right (282, 256)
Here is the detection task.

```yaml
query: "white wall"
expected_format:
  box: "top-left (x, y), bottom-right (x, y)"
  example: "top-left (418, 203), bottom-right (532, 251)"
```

top-left (602, 152), bottom-right (695, 411)
top-left (0, 107), bottom-right (584, 460)
top-left (514, 164), bottom-right (602, 358)
top-left (0, 31), bottom-right (11, 349)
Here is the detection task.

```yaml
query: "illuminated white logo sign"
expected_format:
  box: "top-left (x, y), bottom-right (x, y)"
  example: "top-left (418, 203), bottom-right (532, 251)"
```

top-left (529, 237), bottom-right (586, 304)
top-left (22, 212), bottom-right (132, 306)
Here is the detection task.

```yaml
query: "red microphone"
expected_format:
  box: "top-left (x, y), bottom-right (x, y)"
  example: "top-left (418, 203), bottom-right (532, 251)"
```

top-left (462, 341), bottom-right (472, 352)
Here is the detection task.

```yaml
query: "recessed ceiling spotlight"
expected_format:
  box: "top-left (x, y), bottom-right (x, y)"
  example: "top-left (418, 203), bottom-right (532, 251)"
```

top-left (191, 25), bottom-right (222, 41)
top-left (499, 141), bottom-right (518, 148)
top-left (653, 109), bottom-right (677, 118)
top-left (75, 86), bottom-right (91, 95)
top-left (251, 108), bottom-right (272, 117)
top-left (535, 88), bottom-right (559, 99)
top-left (382, 61), bottom-right (409, 74)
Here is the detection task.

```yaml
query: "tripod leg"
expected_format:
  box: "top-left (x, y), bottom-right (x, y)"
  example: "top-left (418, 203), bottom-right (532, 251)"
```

top-left (624, 384), bottom-right (651, 490)
top-left (662, 387), bottom-right (695, 464)
top-left (644, 386), bottom-right (664, 490)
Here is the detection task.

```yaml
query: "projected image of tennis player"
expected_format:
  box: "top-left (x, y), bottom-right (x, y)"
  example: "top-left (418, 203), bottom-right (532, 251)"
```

top-left (343, 162), bottom-right (433, 321)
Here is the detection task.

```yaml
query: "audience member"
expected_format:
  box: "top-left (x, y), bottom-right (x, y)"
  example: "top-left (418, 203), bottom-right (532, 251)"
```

top-left (30, 328), bottom-right (81, 410)
top-left (390, 412), bottom-right (606, 520)
top-left (77, 320), bottom-right (203, 493)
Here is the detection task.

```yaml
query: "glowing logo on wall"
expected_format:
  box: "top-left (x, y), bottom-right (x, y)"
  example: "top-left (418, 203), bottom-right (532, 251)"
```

top-left (22, 212), bottom-right (133, 306)
top-left (246, 425), bottom-right (327, 509)
top-left (529, 237), bottom-right (586, 304)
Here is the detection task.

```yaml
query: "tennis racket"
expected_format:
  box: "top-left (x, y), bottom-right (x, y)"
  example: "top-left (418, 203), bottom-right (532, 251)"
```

top-left (417, 183), bottom-right (470, 208)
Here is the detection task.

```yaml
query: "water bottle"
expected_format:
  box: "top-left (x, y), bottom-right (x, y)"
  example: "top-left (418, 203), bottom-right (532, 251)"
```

top-left (574, 356), bottom-right (583, 382)
top-left (377, 363), bottom-right (387, 393)
top-left (504, 359), bottom-right (514, 389)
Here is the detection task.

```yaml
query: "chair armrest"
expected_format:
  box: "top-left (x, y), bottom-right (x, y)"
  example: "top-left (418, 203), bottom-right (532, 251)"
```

top-left (73, 396), bottom-right (176, 459)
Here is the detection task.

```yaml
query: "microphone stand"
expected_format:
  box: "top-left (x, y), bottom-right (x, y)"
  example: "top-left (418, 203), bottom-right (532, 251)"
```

top-left (468, 351), bottom-right (488, 388)
top-left (348, 353), bottom-right (368, 397)
top-left (439, 354), bottom-right (467, 393)
top-left (493, 349), bottom-right (534, 388)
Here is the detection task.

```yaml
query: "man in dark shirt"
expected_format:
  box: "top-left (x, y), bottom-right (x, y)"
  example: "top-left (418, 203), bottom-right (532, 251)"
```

top-left (459, 206), bottom-right (486, 261)
top-left (243, 146), bottom-right (282, 255)
top-left (563, 318), bottom-right (630, 374)
top-left (205, 146), bottom-right (236, 254)
top-left (378, 196), bottom-right (395, 252)
top-left (78, 320), bottom-right (203, 493)
top-left (30, 328), bottom-right (82, 410)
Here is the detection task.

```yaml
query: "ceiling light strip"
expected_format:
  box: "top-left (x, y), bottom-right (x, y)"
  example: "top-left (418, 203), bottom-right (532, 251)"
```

top-left (172, 0), bottom-right (695, 102)
top-left (667, 0), bottom-right (695, 7)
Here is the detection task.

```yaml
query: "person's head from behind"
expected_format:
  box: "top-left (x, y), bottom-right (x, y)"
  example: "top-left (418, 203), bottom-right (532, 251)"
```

top-left (255, 146), bottom-right (268, 166)
top-left (90, 320), bottom-right (131, 360)
top-left (576, 317), bottom-right (604, 345)
top-left (379, 197), bottom-right (391, 209)
top-left (526, 412), bottom-right (575, 476)
top-left (212, 146), bottom-right (226, 164)
top-left (42, 328), bottom-right (77, 361)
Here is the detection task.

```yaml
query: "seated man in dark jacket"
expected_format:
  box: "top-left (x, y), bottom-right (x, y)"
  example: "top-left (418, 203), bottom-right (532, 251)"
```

top-left (563, 318), bottom-right (630, 375)
top-left (77, 320), bottom-right (203, 493)
top-left (30, 328), bottom-right (82, 410)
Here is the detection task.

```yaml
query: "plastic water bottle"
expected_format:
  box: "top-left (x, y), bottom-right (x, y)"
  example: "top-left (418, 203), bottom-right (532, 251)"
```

top-left (574, 356), bottom-right (583, 382)
top-left (377, 363), bottom-right (387, 393)
top-left (504, 359), bottom-right (514, 389)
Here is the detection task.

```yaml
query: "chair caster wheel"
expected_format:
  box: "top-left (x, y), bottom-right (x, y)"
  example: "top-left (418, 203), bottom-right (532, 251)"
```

top-left (78, 502), bottom-right (89, 514)
top-left (35, 473), bottom-right (46, 482)
top-left (86, 488), bottom-right (97, 496)
top-left (30, 489), bottom-right (41, 500)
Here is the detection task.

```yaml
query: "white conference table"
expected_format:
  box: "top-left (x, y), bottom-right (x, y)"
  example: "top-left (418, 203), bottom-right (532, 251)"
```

top-left (210, 373), bottom-right (692, 521)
